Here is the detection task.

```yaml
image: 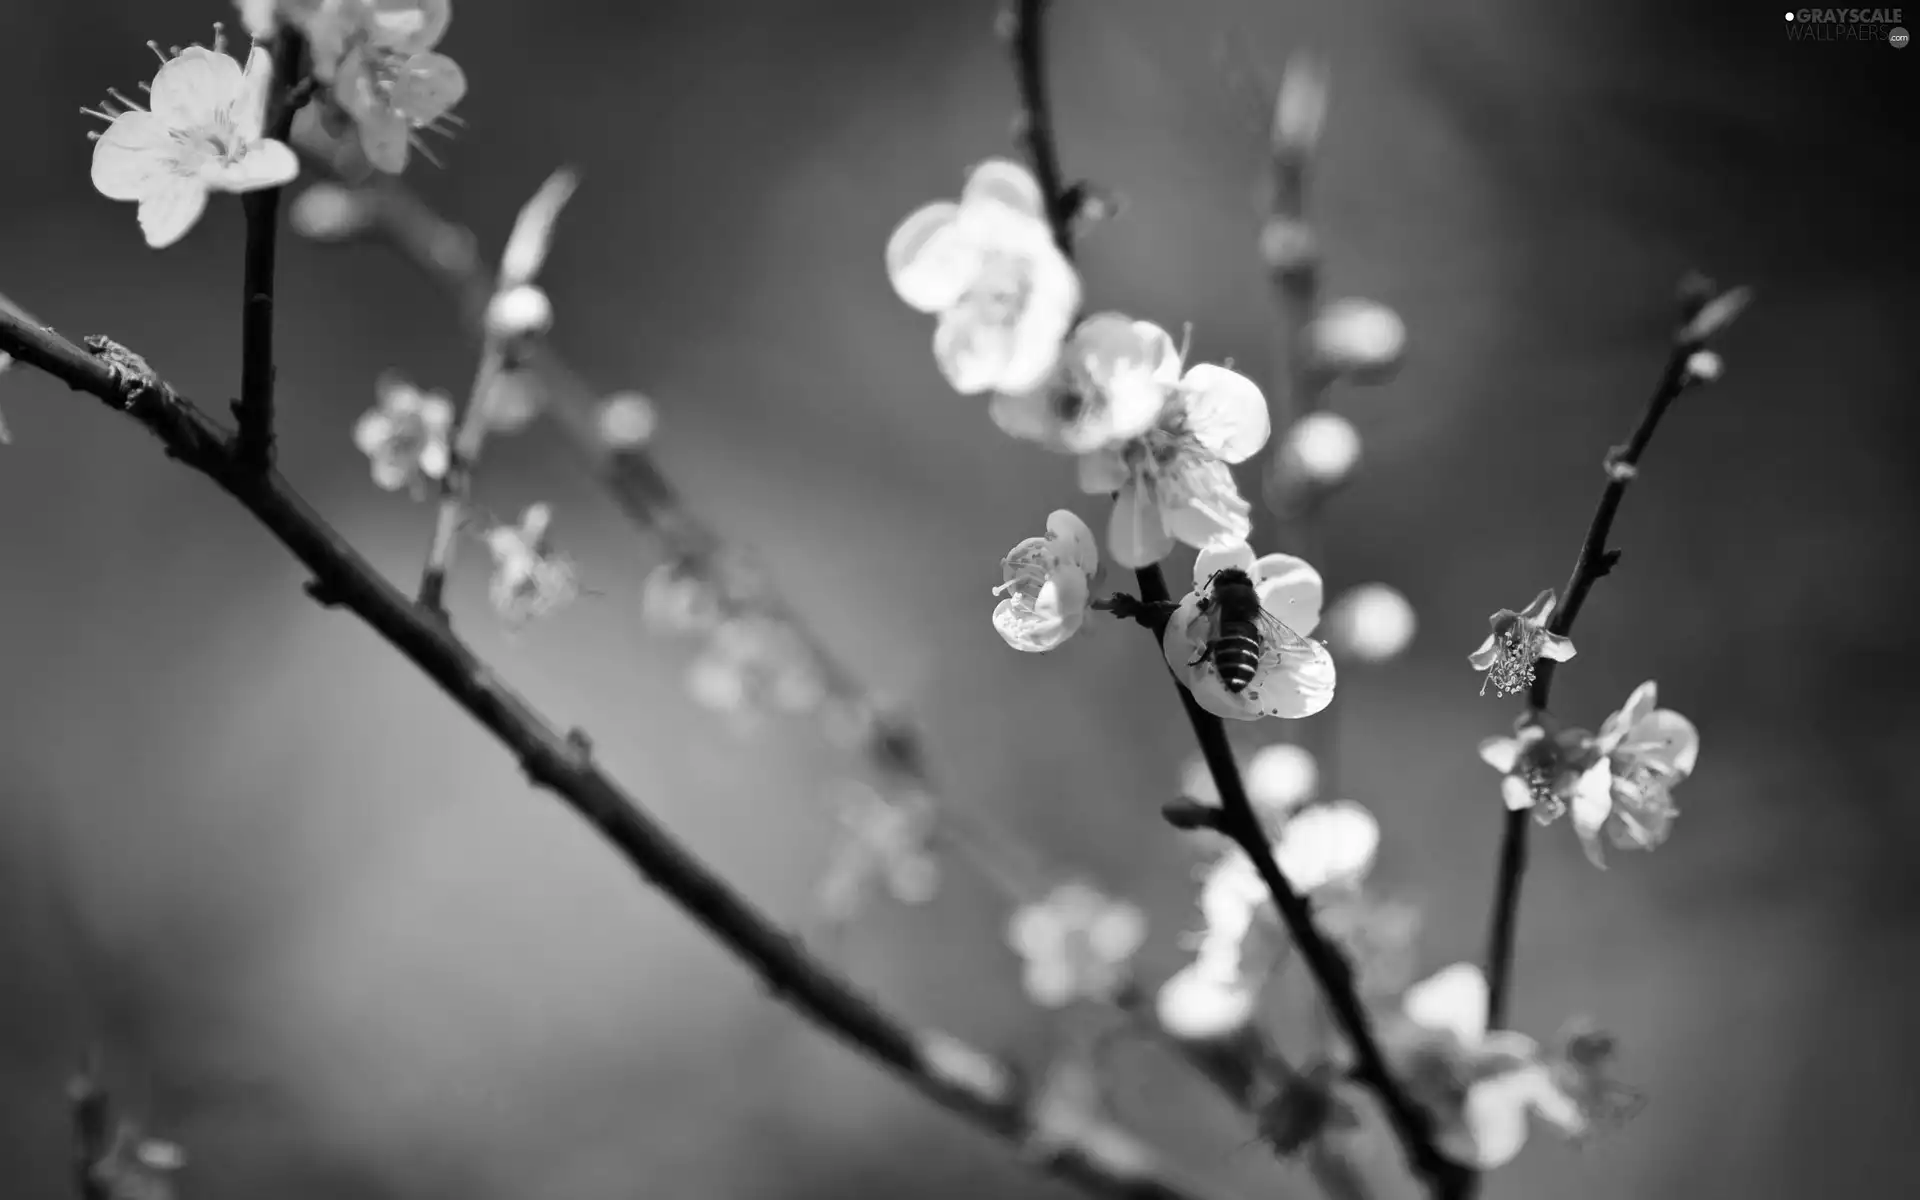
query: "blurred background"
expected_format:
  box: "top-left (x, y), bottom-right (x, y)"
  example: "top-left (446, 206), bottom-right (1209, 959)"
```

top-left (2, 0), bottom-right (1916, 1197)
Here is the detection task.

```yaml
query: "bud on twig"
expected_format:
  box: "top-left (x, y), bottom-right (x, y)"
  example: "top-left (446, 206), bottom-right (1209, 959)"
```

top-left (1278, 412), bottom-right (1361, 488)
top-left (1259, 217), bottom-right (1320, 277)
top-left (597, 391), bottom-right (659, 448)
top-left (1272, 54), bottom-right (1330, 160)
top-left (289, 183), bottom-right (375, 241)
top-left (1305, 299), bottom-right (1406, 384)
top-left (484, 284), bottom-right (553, 341)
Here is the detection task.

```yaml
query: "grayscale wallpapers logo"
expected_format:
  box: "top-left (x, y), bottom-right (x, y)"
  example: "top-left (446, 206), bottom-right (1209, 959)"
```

top-left (1784, 8), bottom-right (1909, 43)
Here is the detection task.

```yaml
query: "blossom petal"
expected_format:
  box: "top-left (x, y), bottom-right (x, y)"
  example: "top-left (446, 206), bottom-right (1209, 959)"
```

top-left (1007, 900), bottom-right (1063, 960)
top-left (1501, 774), bottom-right (1535, 811)
top-left (1539, 631), bottom-right (1577, 662)
top-left (993, 593), bottom-right (1069, 652)
top-left (1452, 1069), bottom-right (1543, 1168)
top-left (886, 201), bottom-right (971, 312)
top-left (1571, 759), bottom-right (1616, 868)
top-left (388, 52), bottom-right (466, 124)
top-left (136, 179), bottom-right (210, 249)
top-left (1479, 737), bottom-right (1522, 774)
top-left (1628, 710), bottom-right (1699, 778)
top-left (356, 108), bottom-right (414, 173)
top-left (1404, 963), bottom-right (1488, 1044)
top-left (961, 158), bottom-right (1045, 219)
top-left (203, 138), bottom-right (299, 193)
top-left (1193, 541), bottom-right (1257, 590)
top-left (1109, 481), bottom-right (1173, 568)
top-left (1023, 958), bottom-right (1079, 1008)
top-left (1274, 800), bottom-right (1377, 891)
top-left (370, 0), bottom-right (454, 53)
top-left (934, 305), bottom-right (1014, 395)
top-left (1088, 903), bottom-right (1147, 962)
top-left (1160, 457), bottom-right (1252, 552)
top-left (1077, 448), bottom-right (1129, 494)
top-left (148, 46), bottom-right (244, 128)
top-left (1519, 589), bottom-right (1557, 624)
top-left (1181, 364), bottom-right (1270, 464)
top-left (998, 250), bottom-right (1079, 394)
top-left (1467, 635), bottom-right (1500, 671)
top-left (1249, 635), bottom-right (1336, 719)
top-left (90, 111), bottom-right (176, 201)
top-left (1254, 553), bottom-right (1323, 637)
top-left (989, 386), bottom-right (1057, 445)
top-left (234, 44), bottom-right (276, 142)
top-left (1046, 509), bottom-right (1100, 578)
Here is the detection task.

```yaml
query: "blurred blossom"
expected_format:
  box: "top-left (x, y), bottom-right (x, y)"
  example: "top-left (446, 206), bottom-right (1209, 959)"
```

top-left (1024, 1038), bottom-right (1157, 1177)
top-left (482, 503), bottom-right (578, 627)
top-left (1155, 960), bottom-right (1259, 1041)
top-left (484, 283), bottom-right (554, 341)
top-left (885, 158), bottom-right (1079, 396)
top-left (1324, 583), bottom-right (1417, 662)
top-left (640, 559), bottom-right (724, 635)
top-left (288, 181), bottom-right (376, 239)
top-left (1277, 412), bottom-right (1361, 488)
top-left (1259, 216), bottom-right (1320, 276)
top-left (1578, 681), bottom-right (1700, 867)
top-left (1683, 349), bottom-right (1724, 385)
top-left (1469, 588), bottom-right (1575, 697)
top-left (1545, 1020), bottom-right (1644, 1134)
top-left (86, 37), bottom-right (298, 249)
top-left (992, 509), bottom-right (1100, 652)
top-left (498, 167), bottom-right (580, 289)
top-left (1384, 964), bottom-right (1589, 1169)
top-left (817, 782), bottom-right (939, 923)
top-left (1070, 322), bottom-right (1270, 567)
top-left (1271, 800), bottom-right (1379, 893)
top-left (1271, 53), bottom-right (1330, 158)
top-left (684, 617), bottom-right (825, 717)
top-left (1305, 298), bottom-right (1407, 383)
top-left (597, 391), bottom-right (658, 448)
top-left (1255, 1061), bottom-right (1362, 1158)
top-left (352, 372), bottom-right (453, 493)
top-left (1006, 882), bottom-right (1145, 1008)
top-left (1245, 742), bottom-right (1318, 817)
top-left (1163, 542), bottom-right (1335, 721)
top-left (989, 313), bottom-right (1176, 455)
top-left (314, 0), bottom-right (467, 173)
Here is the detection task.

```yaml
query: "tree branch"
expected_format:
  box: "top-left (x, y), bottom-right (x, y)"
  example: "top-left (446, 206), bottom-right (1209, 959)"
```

top-left (1482, 287), bottom-right (1738, 1030)
top-left (233, 30), bottom-right (306, 470)
top-left (1002, 7), bottom-right (1462, 1193)
top-left (0, 306), bottom-right (1233, 1200)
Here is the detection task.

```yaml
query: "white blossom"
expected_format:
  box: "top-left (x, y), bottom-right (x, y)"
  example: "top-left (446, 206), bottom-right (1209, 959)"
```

top-left (1007, 882), bottom-right (1145, 1008)
top-left (992, 509), bottom-right (1099, 652)
top-left (1162, 541), bottom-right (1335, 721)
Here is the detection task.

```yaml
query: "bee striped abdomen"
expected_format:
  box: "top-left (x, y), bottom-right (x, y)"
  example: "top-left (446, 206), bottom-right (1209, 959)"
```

top-left (1212, 624), bottom-right (1264, 693)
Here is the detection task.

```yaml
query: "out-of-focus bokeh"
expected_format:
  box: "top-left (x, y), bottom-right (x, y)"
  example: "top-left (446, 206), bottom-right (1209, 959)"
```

top-left (2, 1), bottom-right (1916, 1197)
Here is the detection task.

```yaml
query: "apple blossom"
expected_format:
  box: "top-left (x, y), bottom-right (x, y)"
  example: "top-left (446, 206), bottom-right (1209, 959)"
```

top-left (1384, 963), bottom-right (1589, 1168)
top-left (482, 503), bottom-right (577, 626)
top-left (1066, 321), bottom-right (1270, 566)
top-left (1469, 588), bottom-right (1576, 697)
top-left (992, 509), bottom-right (1099, 652)
top-left (1578, 681), bottom-right (1699, 867)
top-left (1006, 881), bottom-right (1146, 1008)
top-left (1162, 542), bottom-right (1335, 721)
top-left (86, 36), bottom-right (299, 249)
top-left (352, 372), bottom-right (453, 493)
top-left (886, 159), bottom-right (1081, 396)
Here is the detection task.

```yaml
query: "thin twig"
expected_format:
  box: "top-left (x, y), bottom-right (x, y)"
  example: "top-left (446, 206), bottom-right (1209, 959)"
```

top-left (1482, 329), bottom-right (1705, 1030)
top-left (0, 306), bottom-right (1230, 1200)
top-left (418, 339), bottom-right (504, 614)
top-left (336, 170), bottom-right (1055, 904)
top-left (67, 1060), bottom-right (109, 1200)
top-left (233, 30), bottom-right (306, 470)
top-left (1001, 8), bottom-right (1463, 1194)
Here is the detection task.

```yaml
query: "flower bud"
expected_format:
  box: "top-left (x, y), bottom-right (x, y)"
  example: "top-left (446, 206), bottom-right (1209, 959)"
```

top-left (597, 391), bottom-right (658, 448)
top-left (1325, 583), bottom-right (1417, 663)
top-left (484, 284), bottom-right (553, 341)
top-left (1271, 54), bottom-right (1330, 159)
top-left (1682, 349), bottom-right (1723, 385)
top-left (289, 183), bottom-right (374, 241)
top-left (1156, 963), bottom-right (1259, 1041)
top-left (1246, 743), bottom-right (1317, 816)
top-left (1305, 298), bottom-right (1406, 383)
top-left (1278, 412), bottom-right (1360, 487)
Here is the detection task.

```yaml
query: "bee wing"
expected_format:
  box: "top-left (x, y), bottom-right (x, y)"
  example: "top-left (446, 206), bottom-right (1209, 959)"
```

top-left (1252, 607), bottom-right (1319, 658)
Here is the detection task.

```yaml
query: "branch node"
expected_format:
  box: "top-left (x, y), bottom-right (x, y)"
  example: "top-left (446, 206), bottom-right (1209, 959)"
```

top-left (302, 578), bottom-right (346, 608)
top-left (1160, 798), bottom-right (1225, 832)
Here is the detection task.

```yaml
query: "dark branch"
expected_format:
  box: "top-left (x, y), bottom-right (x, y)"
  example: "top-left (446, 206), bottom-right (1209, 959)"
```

top-left (233, 30), bottom-right (306, 470)
top-left (1483, 282), bottom-right (1738, 1029)
top-left (0, 307), bottom-right (1228, 1200)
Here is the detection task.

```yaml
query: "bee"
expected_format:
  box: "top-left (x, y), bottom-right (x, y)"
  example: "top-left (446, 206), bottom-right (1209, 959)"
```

top-left (1190, 567), bottom-right (1316, 694)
